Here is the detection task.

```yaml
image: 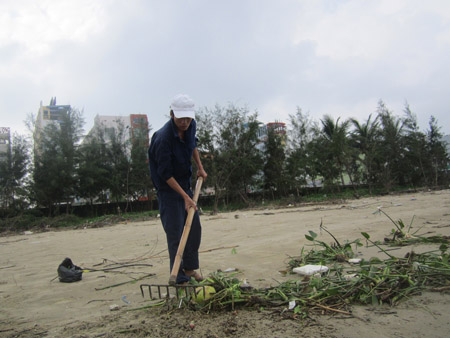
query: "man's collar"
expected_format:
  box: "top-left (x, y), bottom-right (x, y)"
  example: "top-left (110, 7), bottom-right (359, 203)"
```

top-left (169, 118), bottom-right (179, 138)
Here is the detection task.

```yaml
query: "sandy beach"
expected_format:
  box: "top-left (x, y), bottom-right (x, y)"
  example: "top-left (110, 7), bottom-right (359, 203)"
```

top-left (1, 189), bottom-right (449, 337)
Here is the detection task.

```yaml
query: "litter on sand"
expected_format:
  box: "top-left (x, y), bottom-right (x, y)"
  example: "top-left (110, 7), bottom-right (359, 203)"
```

top-left (292, 264), bottom-right (329, 276)
top-left (348, 258), bottom-right (362, 264)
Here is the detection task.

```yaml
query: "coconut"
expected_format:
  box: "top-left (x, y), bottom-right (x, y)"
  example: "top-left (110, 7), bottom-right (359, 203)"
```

top-left (193, 286), bottom-right (216, 304)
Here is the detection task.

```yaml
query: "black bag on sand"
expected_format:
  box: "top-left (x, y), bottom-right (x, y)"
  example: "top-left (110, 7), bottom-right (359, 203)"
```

top-left (57, 257), bottom-right (83, 283)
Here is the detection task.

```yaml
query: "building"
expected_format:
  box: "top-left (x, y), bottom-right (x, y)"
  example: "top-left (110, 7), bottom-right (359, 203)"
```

top-left (85, 114), bottom-right (149, 147)
top-left (266, 121), bottom-right (286, 136)
top-left (34, 97), bottom-right (71, 152)
top-left (0, 127), bottom-right (11, 163)
top-left (130, 114), bottom-right (150, 145)
top-left (88, 115), bottom-right (129, 141)
top-left (256, 122), bottom-right (268, 142)
top-left (255, 121), bottom-right (287, 151)
top-left (267, 121), bottom-right (287, 146)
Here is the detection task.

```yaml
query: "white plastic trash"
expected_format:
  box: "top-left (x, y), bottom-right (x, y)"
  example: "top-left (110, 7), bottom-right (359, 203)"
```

top-left (109, 304), bottom-right (120, 311)
top-left (223, 267), bottom-right (237, 273)
top-left (348, 258), bottom-right (362, 264)
top-left (293, 265), bottom-right (329, 276)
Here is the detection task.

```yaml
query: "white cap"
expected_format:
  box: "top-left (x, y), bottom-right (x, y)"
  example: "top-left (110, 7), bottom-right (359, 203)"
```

top-left (170, 94), bottom-right (195, 119)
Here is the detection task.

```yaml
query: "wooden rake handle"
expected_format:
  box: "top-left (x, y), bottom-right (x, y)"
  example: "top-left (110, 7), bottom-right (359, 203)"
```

top-left (168, 177), bottom-right (204, 285)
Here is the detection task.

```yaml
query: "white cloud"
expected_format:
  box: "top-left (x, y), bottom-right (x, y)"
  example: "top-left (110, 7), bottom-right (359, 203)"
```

top-left (292, 1), bottom-right (393, 60)
top-left (0, 0), bottom-right (108, 56)
top-left (0, 0), bottom-right (449, 136)
top-left (292, 0), bottom-right (449, 62)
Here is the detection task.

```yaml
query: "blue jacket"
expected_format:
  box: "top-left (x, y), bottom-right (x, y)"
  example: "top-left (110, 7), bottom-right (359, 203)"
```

top-left (148, 119), bottom-right (197, 191)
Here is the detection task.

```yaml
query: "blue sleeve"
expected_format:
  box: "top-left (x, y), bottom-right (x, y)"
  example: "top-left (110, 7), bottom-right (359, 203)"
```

top-left (153, 138), bottom-right (174, 183)
top-left (190, 120), bottom-right (198, 149)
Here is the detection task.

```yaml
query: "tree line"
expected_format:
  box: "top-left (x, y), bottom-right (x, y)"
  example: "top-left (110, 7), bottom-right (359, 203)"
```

top-left (0, 109), bottom-right (152, 217)
top-left (0, 100), bottom-right (448, 217)
top-left (195, 100), bottom-right (449, 211)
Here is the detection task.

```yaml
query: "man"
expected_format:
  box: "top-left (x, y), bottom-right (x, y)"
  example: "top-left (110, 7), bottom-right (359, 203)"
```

top-left (148, 94), bottom-right (207, 284)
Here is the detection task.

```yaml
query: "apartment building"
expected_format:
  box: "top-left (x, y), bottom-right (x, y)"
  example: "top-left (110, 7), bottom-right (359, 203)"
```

top-left (34, 97), bottom-right (71, 151)
top-left (84, 113), bottom-right (149, 147)
top-left (0, 127), bottom-right (11, 163)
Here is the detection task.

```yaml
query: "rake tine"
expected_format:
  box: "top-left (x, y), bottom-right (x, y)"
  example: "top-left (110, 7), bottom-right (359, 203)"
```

top-left (139, 284), bottom-right (212, 300)
top-left (195, 285), bottom-right (205, 300)
top-left (140, 284), bottom-right (150, 298)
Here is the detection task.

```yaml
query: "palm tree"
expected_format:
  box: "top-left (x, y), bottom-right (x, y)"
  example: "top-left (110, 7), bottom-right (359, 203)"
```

top-left (350, 114), bottom-right (381, 193)
top-left (426, 116), bottom-right (449, 186)
top-left (377, 101), bottom-right (405, 190)
top-left (319, 115), bottom-right (354, 190)
top-left (402, 103), bottom-right (428, 186)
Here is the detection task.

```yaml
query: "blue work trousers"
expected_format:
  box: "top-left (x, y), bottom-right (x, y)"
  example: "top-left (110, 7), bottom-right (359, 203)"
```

top-left (157, 189), bottom-right (201, 284)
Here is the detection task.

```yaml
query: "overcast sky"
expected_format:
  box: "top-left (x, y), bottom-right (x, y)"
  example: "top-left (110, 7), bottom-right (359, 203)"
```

top-left (1, 0), bottom-right (450, 138)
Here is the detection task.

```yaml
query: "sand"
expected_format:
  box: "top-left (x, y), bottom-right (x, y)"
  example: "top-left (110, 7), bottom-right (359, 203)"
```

top-left (1, 189), bottom-right (449, 337)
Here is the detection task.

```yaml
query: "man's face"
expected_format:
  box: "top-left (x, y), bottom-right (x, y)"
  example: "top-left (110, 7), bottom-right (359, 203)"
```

top-left (173, 116), bottom-right (193, 132)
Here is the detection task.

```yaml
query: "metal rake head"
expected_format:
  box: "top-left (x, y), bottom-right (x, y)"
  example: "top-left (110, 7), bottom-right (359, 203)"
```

top-left (140, 283), bottom-right (211, 300)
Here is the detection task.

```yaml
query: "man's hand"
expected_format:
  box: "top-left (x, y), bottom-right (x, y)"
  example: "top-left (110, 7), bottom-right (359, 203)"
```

top-left (166, 177), bottom-right (197, 212)
top-left (184, 195), bottom-right (197, 212)
top-left (197, 168), bottom-right (207, 181)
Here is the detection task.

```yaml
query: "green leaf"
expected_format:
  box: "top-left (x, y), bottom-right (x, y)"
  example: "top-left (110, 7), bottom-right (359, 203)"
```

top-left (308, 230), bottom-right (318, 239)
top-left (231, 248), bottom-right (237, 255)
top-left (361, 232), bottom-right (370, 239)
top-left (325, 288), bottom-right (339, 296)
top-left (305, 235), bottom-right (315, 241)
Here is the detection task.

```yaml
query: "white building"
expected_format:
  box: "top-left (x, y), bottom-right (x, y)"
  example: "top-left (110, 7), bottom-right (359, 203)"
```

top-left (0, 127), bottom-right (11, 163)
top-left (84, 114), bottom-right (149, 147)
